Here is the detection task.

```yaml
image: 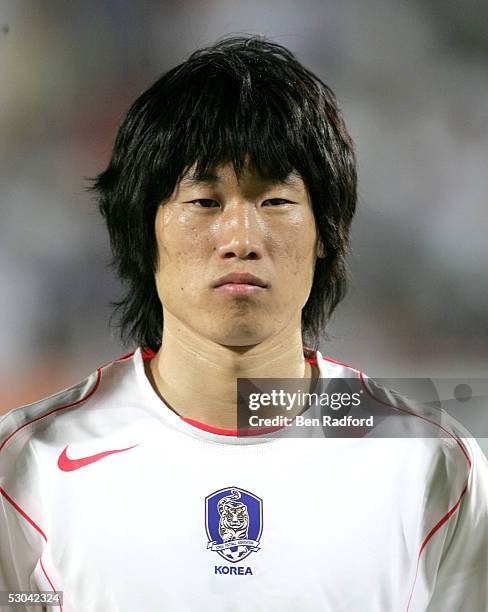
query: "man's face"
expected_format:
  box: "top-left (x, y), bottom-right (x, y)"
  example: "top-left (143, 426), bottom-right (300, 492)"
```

top-left (154, 161), bottom-right (319, 346)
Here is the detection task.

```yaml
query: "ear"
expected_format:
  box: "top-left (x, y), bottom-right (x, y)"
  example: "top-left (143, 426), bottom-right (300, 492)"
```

top-left (316, 239), bottom-right (326, 259)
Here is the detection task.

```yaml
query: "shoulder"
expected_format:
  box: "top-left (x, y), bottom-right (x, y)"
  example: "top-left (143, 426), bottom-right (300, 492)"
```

top-left (315, 352), bottom-right (482, 490)
top-left (356, 374), bottom-right (488, 524)
top-left (0, 351), bottom-right (143, 546)
top-left (0, 351), bottom-right (138, 471)
top-left (359, 373), bottom-right (476, 470)
top-left (1, 370), bottom-right (100, 456)
top-left (336, 367), bottom-right (488, 563)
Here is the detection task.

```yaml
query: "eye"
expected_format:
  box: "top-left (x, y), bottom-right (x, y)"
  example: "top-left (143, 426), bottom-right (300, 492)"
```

top-left (262, 198), bottom-right (292, 206)
top-left (189, 199), bottom-right (220, 208)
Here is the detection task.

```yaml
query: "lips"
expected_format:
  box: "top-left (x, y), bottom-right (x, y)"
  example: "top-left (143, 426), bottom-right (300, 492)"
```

top-left (213, 272), bottom-right (268, 288)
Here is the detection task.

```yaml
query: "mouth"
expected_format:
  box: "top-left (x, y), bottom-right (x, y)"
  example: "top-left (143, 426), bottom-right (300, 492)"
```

top-left (215, 283), bottom-right (265, 295)
top-left (213, 272), bottom-right (268, 295)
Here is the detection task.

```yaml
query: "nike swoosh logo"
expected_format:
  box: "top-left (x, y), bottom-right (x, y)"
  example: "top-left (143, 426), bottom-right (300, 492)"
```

top-left (57, 444), bottom-right (138, 472)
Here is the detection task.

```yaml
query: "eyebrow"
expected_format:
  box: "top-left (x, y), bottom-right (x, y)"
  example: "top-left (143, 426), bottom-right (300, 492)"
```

top-left (179, 170), bottom-right (303, 187)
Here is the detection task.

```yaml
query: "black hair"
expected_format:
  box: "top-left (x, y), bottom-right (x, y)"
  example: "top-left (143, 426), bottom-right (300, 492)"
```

top-left (88, 34), bottom-right (357, 352)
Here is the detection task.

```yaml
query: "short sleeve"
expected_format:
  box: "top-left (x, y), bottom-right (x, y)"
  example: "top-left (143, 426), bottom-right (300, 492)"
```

top-left (426, 437), bottom-right (488, 611)
top-left (0, 489), bottom-right (44, 594)
top-left (0, 411), bottom-right (47, 610)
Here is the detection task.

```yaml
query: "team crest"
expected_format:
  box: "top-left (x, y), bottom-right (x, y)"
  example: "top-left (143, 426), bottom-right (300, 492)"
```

top-left (205, 487), bottom-right (263, 563)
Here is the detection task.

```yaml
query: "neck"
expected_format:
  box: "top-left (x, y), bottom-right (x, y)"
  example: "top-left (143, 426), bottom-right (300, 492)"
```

top-left (145, 311), bottom-right (318, 430)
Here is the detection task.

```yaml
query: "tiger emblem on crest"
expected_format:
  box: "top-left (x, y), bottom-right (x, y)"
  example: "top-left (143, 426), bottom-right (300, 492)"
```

top-left (205, 486), bottom-right (263, 562)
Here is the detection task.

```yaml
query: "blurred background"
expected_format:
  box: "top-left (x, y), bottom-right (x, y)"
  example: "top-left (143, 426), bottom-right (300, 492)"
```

top-left (0, 1), bottom-right (486, 453)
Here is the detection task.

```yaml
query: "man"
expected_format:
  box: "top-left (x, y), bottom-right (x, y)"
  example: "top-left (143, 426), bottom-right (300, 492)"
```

top-left (1, 36), bottom-right (487, 611)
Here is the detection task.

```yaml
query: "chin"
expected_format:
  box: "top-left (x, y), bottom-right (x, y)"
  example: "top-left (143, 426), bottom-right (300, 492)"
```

top-left (210, 322), bottom-right (272, 348)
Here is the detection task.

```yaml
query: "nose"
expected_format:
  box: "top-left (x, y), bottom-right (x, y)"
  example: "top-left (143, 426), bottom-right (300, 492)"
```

top-left (216, 202), bottom-right (263, 260)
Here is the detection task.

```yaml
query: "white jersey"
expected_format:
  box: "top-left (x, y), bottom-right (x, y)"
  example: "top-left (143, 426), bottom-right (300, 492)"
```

top-left (1, 348), bottom-right (487, 611)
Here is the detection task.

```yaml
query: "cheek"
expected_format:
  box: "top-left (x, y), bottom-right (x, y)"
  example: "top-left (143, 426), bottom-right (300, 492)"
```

top-left (155, 209), bottom-right (208, 271)
top-left (154, 210), bottom-right (215, 304)
top-left (274, 216), bottom-right (317, 277)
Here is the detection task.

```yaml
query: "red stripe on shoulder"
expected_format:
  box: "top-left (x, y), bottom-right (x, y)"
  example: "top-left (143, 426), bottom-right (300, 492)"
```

top-left (359, 372), bottom-right (471, 467)
top-left (0, 369), bottom-right (102, 453)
